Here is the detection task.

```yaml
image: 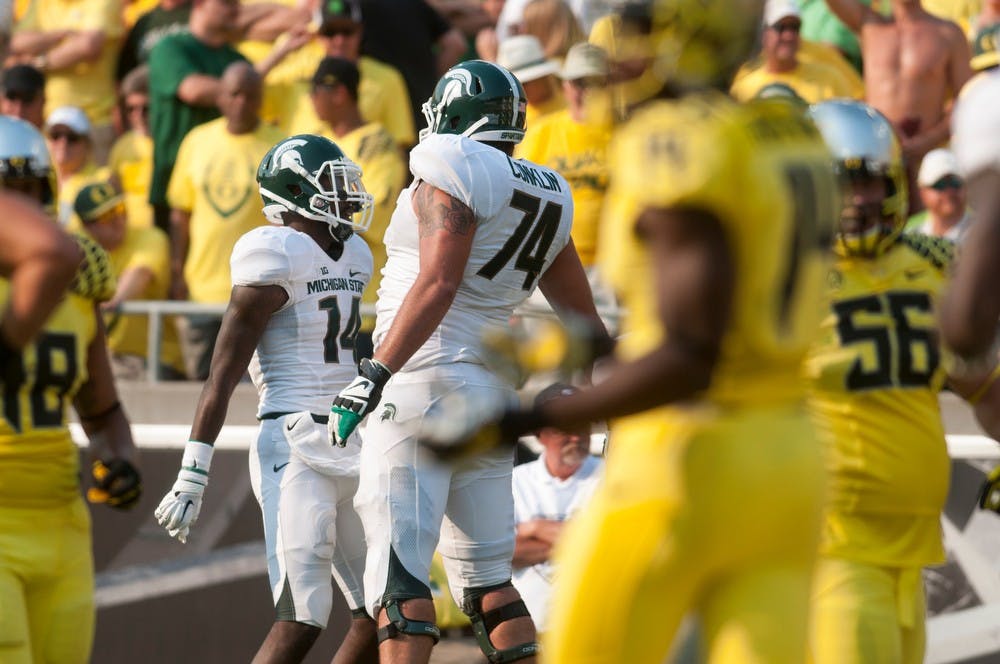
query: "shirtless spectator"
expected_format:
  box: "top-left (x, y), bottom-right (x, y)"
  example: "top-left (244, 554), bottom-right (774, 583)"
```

top-left (824, 0), bottom-right (972, 213)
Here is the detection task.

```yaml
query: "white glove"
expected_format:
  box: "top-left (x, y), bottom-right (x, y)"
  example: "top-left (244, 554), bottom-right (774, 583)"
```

top-left (154, 440), bottom-right (214, 543)
top-left (328, 358), bottom-right (392, 447)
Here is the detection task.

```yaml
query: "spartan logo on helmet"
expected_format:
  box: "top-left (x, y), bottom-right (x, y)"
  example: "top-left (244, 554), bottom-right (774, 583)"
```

top-left (420, 60), bottom-right (527, 145)
top-left (256, 134), bottom-right (374, 233)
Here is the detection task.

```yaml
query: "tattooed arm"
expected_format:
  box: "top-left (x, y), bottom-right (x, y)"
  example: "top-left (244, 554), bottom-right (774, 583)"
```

top-left (372, 182), bottom-right (477, 372)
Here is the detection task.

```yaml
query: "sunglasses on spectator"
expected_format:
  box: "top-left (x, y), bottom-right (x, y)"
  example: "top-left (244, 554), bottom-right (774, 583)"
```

top-left (772, 20), bottom-right (801, 34)
top-left (567, 77), bottom-right (605, 89)
top-left (930, 175), bottom-right (963, 191)
top-left (48, 130), bottom-right (85, 144)
top-left (126, 102), bottom-right (149, 115)
top-left (85, 202), bottom-right (126, 225)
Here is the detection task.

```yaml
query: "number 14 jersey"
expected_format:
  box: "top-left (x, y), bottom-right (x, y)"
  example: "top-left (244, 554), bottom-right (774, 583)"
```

top-left (373, 133), bottom-right (573, 375)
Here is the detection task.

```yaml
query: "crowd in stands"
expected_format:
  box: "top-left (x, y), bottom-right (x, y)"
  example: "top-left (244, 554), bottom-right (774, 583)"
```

top-left (0, 0), bottom-right (996, 383)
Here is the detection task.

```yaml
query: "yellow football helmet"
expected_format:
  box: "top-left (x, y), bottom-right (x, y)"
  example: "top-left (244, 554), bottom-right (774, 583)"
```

top-left (809, 99), bottom-right (908, 257)
top-left (607, 0), bottom-right (764, 97)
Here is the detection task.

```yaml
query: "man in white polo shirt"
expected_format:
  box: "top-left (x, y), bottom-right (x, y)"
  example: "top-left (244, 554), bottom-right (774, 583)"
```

top-left (511, 383), bottom-right (604, 633)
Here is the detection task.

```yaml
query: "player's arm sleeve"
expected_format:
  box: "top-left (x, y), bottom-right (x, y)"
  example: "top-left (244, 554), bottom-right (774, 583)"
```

top-left (409, 135), bottom-right (506, 222)
top-left (230, 229), bottom-right (312, 303)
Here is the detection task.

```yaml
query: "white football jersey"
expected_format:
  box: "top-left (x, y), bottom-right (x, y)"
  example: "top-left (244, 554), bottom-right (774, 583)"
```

top-left (952, 72), bottom-right (1000, 178)
top-left (231, 225), bottom-right (373, 416)
top-left (373, 133), bottom-right (574, 374)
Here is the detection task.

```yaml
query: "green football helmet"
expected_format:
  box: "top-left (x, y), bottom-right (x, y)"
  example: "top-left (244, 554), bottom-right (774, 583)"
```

top-left (420, 60), bottom-right (527, 144)
top-left (256, 134), bottom-right (374, 232)
top-left (809, 99), bottom-right (908, 257)
top-left (0, 115), bottom-right (57, 218)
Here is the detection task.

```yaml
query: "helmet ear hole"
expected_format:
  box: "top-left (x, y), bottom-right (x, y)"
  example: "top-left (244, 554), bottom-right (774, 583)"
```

top-left (449, 116), bottom-right (462, 130)
top-left (287, 183), bottom-right (302, 197)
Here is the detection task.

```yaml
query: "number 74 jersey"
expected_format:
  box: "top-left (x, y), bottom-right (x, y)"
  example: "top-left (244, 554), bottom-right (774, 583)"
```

top-left (374, 133), bottom-right (573, 374)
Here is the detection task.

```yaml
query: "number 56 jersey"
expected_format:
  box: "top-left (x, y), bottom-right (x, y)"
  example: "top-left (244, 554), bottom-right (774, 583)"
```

top-left (373, 133), bottom-right (574, 375)
top-left (231, 225), bottom-right (373, 417)
top-left (805, 234), bottom-right (954, 566)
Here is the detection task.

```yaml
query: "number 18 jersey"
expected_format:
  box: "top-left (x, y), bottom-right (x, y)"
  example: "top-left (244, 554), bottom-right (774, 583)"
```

top-left (373, 133), bottom-right (574, 375)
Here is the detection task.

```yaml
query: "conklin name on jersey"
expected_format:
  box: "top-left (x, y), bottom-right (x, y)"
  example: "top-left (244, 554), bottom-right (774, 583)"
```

top-left (231, 226), bottom-right (373, 420)
top-left (806, 233), bottom-right (955, 567)
top-left (373, 133), bottom-right (574, 375)
top-left (599, 94), bottom-right (839, 408)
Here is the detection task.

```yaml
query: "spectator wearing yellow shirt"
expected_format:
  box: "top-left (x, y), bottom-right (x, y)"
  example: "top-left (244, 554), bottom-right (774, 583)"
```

top-left (263, 0), bottom-right (416, 153)
top-left (515, 41), bottom-right (617, 332)
top-left (74, 181), bottom-right (185, 379)
top-left (731, 0), bottom-right (861, 103)
top-left (497, 34), bottom-right (566, 127)
top-left (10, 0), bottom-right (125, 163)
top-left (0, 64), bottom-right (46, 128)
top-left (108, 65), bottom-right (155, 229)
top-left (45, 106), bottom-right (109, 226)
top-left (167, 61), bottom-right (282, 379)
top-left (517, 42), bottom-right (610, 270)
top-left (308, 56), bottom-right (405, 357)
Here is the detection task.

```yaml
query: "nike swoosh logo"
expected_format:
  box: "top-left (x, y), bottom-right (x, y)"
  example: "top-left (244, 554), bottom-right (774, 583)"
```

top-left (273, 462), bottom-right (290, 473)
top-left (349, 270), bottom-right (363, 278)
top-left (904, 269), bottom-right (925, 280)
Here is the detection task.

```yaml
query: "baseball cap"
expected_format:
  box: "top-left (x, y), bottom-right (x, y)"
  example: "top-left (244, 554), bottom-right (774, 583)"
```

top-left (763, 0), bottom-right (801, 26)
top-left (971, 23), bottom-right (999, 72)
top-left (312, 56), bottom-right (360, 97)
top-left (560, 42), bottom-right (609, 81)
top-left (497, 35), bottom-right (560, 83)
top-left (533, 382), bottom-right (580, 408)
top-left (917, 148), bottom-right (962, 187)
top-left (1, 64), bottom-right (45, 100)
top-left (74, 182), bottom-right (124, 224)
top-left (45, 105), bottom-right (91, 137)
top-left (319, 0), bottom-right (361, 31)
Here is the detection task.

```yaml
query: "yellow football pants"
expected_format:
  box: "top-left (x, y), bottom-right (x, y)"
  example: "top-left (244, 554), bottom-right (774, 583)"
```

top-left (0, 498), bottom-right (94, 664)
top-left (810, 557), bottom-right (926, 664)
top-left (543, 405), bottom-right (825, 664)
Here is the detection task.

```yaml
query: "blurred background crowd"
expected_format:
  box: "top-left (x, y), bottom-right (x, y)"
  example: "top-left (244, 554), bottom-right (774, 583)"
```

top-left (0, 0), bottom-right (995, 381)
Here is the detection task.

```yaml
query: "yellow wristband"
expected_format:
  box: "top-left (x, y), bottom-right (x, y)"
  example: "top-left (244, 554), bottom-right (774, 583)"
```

top-left (968, 363), bottom-right (1000, 405)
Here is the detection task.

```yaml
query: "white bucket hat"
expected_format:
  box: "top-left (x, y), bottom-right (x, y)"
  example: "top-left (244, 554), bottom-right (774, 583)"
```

top-left (497, 35), bottom-right (560, 83)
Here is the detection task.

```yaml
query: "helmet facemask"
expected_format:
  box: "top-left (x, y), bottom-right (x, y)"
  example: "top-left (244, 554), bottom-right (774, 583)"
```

top-left (834, 159), bottom-right (907, 258)
top-left (261, 154), bottom-right (374, 233)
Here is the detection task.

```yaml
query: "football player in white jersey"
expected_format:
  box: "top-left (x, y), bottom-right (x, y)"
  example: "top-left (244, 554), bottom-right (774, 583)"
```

top-left (155, 134), bottom-right (380, 664)
top-left (325, 60), bottom-right (611, 664)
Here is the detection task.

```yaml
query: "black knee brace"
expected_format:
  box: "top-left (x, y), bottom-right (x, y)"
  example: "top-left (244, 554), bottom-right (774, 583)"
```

top-left (462, 581), bottom-right (539, 663)
top-left (376, 599), bottom-right (441, 644)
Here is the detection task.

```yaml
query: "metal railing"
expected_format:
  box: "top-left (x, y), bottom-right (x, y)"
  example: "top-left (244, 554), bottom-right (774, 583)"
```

top-left (119, 299), bottom-right (621, 382)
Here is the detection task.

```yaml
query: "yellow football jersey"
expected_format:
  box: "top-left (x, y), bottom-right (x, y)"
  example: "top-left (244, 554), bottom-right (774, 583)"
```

top-left (0, 283), bottom-right (95, 507)
top-left (599, 94), bottom-right (838, 408)
top-left (806, 234), bottom-right (955, 567)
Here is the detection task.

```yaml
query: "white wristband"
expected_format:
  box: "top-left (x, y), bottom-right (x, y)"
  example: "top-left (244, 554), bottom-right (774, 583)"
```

top-left (181, 440), bottom-right (214, 475)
